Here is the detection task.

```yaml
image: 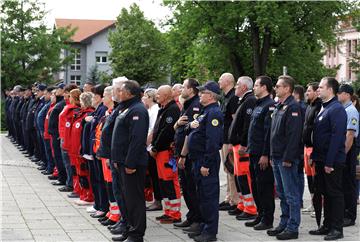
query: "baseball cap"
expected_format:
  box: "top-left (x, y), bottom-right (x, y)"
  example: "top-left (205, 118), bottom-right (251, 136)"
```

top-left (338, 84), bottom-right (354, 96)
top-left (56, 82), bottom-right (66, 89)
top-left (37, 83), bottom-right (47, 91)
top-left (197, 80), bottom-right (221, 95)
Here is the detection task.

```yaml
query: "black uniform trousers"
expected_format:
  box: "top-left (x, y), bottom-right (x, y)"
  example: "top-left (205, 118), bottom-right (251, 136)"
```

top-left (179, 157), bottom-right (202, 223)
top-left (249, 154), bottom-right (275, 225)
top-left (51, 137), bottom-right (67, 183)
top-left (314, 162), bottom-right (344, 232)
top-left (89, 157), bottom-right (109, 212)
top-left (147, 154), bottom-right (162, 201)
top-left (119, 165), bottom-right (146, 240)
top-left (343, 142), bottom-right (358, 222)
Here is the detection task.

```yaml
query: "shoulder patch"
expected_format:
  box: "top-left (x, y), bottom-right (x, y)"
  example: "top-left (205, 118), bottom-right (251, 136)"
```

top-left (166, 116), bottom-right (173, 124)
top-left (193, 114), bottom-right (199, 120)
top-left (211, 119), bottom-right (219, 126)
top-left (351, 117), bottom-right (357, 125)
top-left (246, 108), bottom-right (253, 115)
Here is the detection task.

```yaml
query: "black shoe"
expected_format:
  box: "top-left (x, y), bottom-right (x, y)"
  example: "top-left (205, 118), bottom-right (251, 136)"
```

top-left (25, 154), bottom-right (32, 158)
top-left (236, 212), bottom-right (257, 221)
top-left (343, 218), bottom-right (355, 227)
top-left (101, 219), bottom-right (117, 226)
top-left (309, 225), bottom-right (330, 235)
top-left (108, 220), bottom-right (122, 230)
top-left (193, 233), bottom-right (217, 242)
top-left (67, 192), bottom-right (79, 198)
top-left (19, 148), bottom-right (26, 152)
top-left (276, 230), bottom-right (298, 240)
top-left (182, 223), bottom-right (201, 234)
top-left (267, 226), bottom-right (285, 236)
top-left (155, 214), bottom-right (169, 221)
top-left (31, 158), bottom-right (40, 162)
top-left (188, 231), bottom-right (201, 239)
top-left (228, 208), bottom-right (243, 216)
top-left (47, 175), bottom-right (58, 180)
top-left (51, 181), bottom-right (65, 186)
top-left (37, 166), bottom-right (46, 171)
top-left (219, 204), bottom-right (236, 211)
top-left (173, 219), bottom-right (191, 228)
top-left (98, 216), bottom-right (108, 222)
top-left (110, 226), bottom-right (127, 235)
top-left (123, 237), bottom-right (143, 242)
top-left (254, 222), bottom-right (273, 231)
top-left (91, 212), bottom-right (106, 218)
top-left (42, 171), bottom-right (53, 175)
top-left (112, 233), bottom-right (128, 242)
top-left (58, 186), bottom-right (73, 192)
top-left (324, 230), bottom-right (343, 241)
top-left (245, 217), bottom-right (261, 227)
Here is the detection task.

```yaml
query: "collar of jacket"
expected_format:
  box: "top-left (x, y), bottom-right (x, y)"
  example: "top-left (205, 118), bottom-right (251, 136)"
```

top-left (160, 99), bottom-right (176, 110)
top-left (322, 96), bottom-right (337, 108)
top-left (203, 102), bottom-right (218, 111)
top-left (239, 91), bottom-right (253, 103)
top-left (308, 97), bottom-right (322, 107)
top-left (256, 94), bottom-right (271, 105)
top-left (120, 96), bottom-right (140, 110)
top-left (276, 95), bottom-right (294, 109)
top-left (56, 96), bottom-right (64, 103)
top-left (183, 95), bottom-right (199, 110)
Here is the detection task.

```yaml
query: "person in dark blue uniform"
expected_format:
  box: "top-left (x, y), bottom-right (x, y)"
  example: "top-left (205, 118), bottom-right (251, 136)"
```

top-left (183, 81), bottom-right (223, 242)
top-left (310, 77), bottom-right (347, 240)
top-left (111, 80), bottom-right (149, 242)
top-left (246, 76), bottom-right (276, 230)
top-left (337, 84), bottom-right (359, 228)
top-left (267, 75), bottom-right (303, 240)
top-left (174, 78), bottom-right (203, 232)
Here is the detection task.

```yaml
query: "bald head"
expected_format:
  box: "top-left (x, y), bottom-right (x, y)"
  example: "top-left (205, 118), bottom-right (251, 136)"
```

top-left (156, 85), bottom-right (173, 106)
top-left (219, 72), bottom-right (235, 92)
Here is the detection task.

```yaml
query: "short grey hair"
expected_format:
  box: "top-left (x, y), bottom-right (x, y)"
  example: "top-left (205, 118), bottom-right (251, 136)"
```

top-left (220, 73), bottom-right (235, 84)
top-left (112, 76), bottom-right (128, 87)
top-left (80, 92), bottom-right (94, 108)
top-left (210, 91), bottom-right (221, 102)
top-left (238, 76), bottom-right (253, 90)
top-left (104, 86), bottom-right (113, 95)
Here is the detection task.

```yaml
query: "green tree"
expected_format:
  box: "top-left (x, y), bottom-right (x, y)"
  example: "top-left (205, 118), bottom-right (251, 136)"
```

top-left (109, 4), bottom-right (169, 85)
top-left (1, 0), bottom-right (75, 90)
top-left (87, 65), bottom-right (100, 84)
top-left (165, 1), bottom-right (354, 84)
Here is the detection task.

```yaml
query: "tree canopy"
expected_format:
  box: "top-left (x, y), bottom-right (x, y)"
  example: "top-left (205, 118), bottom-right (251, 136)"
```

top-left (1, 0), bottom-right (75, 90)
top-left (109, 4), bottom-right (169, 85)
top-left (164, 0), bottom-right (355, 85)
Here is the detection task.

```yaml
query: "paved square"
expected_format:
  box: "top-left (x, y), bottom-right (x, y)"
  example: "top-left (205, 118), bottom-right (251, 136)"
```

top-left (1, 134), bottom-right (359, 241)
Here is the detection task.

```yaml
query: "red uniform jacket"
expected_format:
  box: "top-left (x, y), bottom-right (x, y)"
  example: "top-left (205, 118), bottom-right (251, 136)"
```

top-left (44, 103), bottom-right (56, 140)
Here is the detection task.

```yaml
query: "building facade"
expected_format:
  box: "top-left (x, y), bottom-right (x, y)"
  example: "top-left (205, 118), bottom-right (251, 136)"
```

top-left (323, 20), bottom-right (359, 83)
top-left (55, 19), bottom-right (115, 86)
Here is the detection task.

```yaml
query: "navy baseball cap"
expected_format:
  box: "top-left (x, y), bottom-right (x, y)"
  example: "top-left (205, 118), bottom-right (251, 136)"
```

top-left (338, 84), bottom-right (354, 96)
top-left (56, 82), bottom-right (66, 89)
top-left (197, 80), bottom-right (221, 95)
top-left (37, 83), bottom-right (47, 91)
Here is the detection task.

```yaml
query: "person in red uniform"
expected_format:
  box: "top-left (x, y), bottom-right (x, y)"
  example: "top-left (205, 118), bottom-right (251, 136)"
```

top-left (70, 92), bottom-right (95, 206)
top-left (150, 85), bottom-right (181, 224)
top-left (58, 84), bottom-right (79, 193)
top-left (62, 89), bottom-right (82, 198)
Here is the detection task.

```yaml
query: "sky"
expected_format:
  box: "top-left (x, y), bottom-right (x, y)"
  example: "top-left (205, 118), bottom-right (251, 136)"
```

top-left (43, 0), bottom-right (173, 30)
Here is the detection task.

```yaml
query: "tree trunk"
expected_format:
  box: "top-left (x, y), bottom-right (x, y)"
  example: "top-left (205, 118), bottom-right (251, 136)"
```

top-left (250, 20), bottom-right (261, 77)
top-left (260, 27), bottom-right (271, 75)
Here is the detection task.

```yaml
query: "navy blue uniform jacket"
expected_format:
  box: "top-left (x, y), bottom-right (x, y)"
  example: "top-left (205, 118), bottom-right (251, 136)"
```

top-left (311, 97), bottom-right (347, 167)
top-left (188, 102), bottom-right (224, 168)
top-left (111, 97), bottom-right (149, 168)
top-left (270, 95), bottom-right (303, 163)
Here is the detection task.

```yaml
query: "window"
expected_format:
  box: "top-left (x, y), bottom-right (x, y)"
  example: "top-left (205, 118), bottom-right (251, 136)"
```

top-left (70, 75), bottom-right (81, 86)
top-left (95, 51), bottom-right (108, 64)
top-left (71, 49), bottom-right (81, 70)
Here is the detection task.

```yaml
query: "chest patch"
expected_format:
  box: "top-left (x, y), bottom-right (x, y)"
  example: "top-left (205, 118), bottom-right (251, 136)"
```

top-left (75, 123), bottom-right (80, 128)
top-left (65, 122), bottom-right (71, 128)
top-left (212, 119), bottom-right (219, 126)
top-left (133, 116), bottom-right (139, 121)
top-left (246, 108), bottom-right (253, 115)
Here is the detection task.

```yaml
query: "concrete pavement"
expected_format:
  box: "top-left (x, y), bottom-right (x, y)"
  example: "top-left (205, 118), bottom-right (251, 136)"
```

top-left (1, 134), bottom-right (359, 241)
